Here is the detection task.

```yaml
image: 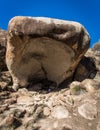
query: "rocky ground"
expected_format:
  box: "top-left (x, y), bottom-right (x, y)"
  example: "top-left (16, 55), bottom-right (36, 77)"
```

top-left (0, 29), bottom-right (100, 130)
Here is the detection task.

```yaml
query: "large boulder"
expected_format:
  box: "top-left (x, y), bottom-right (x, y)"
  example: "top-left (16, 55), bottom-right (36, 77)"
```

top-left (6, 16), bottom-right (90, 90)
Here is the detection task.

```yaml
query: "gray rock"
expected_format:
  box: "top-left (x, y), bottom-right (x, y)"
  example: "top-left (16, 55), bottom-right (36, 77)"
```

top-left (6, 16), bottom-right (90, 90)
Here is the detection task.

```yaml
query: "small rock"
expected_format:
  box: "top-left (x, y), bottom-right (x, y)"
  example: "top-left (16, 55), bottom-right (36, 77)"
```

top-left (78, 103), bottom-right (97, 120)
top-left (81, 79), bottom-right (100, 92)
top-left (18, 88), bottom-right (29, 94)
top-left (51, 105), bottom-right (69, 119)
top-left (43, 107), bottom-right (51, 116)
top-left (17, 95), bottom-right (34, 105)
top-left (70, 81), bottom-right (85, 95)
top-left (97, 122), bottom-right (100, 130)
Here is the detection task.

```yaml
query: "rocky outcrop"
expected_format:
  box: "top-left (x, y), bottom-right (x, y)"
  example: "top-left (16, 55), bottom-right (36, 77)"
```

top-left (6, 16), bottom-right (90, 90)
top-left (0, 17), bottom-right (100, 130)
top-left (0, 29), bottom-right (7, 71)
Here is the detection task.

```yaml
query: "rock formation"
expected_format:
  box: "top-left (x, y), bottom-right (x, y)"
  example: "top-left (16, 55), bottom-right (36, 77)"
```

top-left (6, 16), bottom-right (90, 90)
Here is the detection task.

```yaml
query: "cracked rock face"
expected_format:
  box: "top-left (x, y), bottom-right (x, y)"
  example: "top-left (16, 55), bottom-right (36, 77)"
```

top-left (6, 16), bottom-right (90, 90)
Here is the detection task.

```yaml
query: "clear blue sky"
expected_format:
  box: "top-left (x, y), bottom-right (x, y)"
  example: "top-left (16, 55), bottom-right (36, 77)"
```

top-left (0, 0), bottom-right (100, 47)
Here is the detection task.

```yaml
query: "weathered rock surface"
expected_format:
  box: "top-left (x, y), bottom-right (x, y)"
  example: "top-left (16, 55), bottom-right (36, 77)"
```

top-left (6, 16), bottom-right (90, 90)
top-left (0, 29), bottom-right (7, 71)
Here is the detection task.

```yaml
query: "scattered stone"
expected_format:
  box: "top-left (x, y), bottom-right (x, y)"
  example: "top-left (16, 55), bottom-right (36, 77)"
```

top-left (81, 79), bottom-right (100, 92)
top-left (43, 107), bottom-right (51, 116)
top-left (17, 95), bottom-right (34, 105)
top-left (18, 88), bottom-right (29, 94)
top-left (70, 81), bottom-right (86, 95)
top-left (51, 105), bottom-right (69, 119)
top-left (78, 103), bottom-right (97, 120)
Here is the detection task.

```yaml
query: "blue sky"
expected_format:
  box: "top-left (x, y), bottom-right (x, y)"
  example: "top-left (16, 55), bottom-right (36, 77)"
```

top-left (0, 0), bottom-right (100, 47)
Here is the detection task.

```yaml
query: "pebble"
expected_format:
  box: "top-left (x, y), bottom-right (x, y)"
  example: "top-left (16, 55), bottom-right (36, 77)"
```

top-left (43, 107), bottom-right (51, 116)
top-left (70, 81), bottom-right (85, 95)
top-left (17, 95), bottom-right (34, 105)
